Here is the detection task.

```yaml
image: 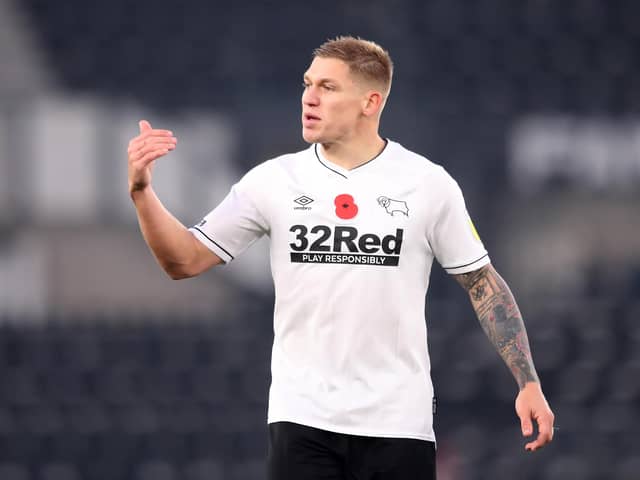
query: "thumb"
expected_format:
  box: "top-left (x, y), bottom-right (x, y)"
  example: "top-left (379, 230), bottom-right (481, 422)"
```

top-left (520, 414), bottom-right (533, 436)
top-left (139, 119), bottom-right (152, 133)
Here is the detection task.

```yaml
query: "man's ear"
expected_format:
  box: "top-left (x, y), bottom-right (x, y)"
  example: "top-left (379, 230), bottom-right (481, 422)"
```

top-left (362, 91), bottom-right (384, 117)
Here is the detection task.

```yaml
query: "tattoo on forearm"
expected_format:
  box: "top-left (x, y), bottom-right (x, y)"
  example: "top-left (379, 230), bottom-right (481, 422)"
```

top-left (455, 265), bottom-right (539, 389)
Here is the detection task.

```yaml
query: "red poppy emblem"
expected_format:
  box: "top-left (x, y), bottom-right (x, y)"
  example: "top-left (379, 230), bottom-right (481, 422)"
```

top-left (334, 194), bottom-right (358, 219)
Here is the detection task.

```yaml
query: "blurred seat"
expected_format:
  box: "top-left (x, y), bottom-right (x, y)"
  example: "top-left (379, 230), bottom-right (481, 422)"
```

top-left (0, 462), bottom-right (31, 480)
top-left (92, 366), bottom-right (142, 406)
top-left (56, 328), bottom-right (102, 370)
top-left (615, 456), bottom-right (640, 480)
top-left (0, 431), bottom-right (45, 464)
top-left (0, 407), bottom-right (17, 435)
top-left (82, 456), bottom-right (129, 480)
top-left (0, 367), bottom-right (41, 406)
top-left (591, 401), bottom-right (637, 435)
top-left (183, 458), bottom-right (224, 480)
top-left (189, 366), bottom-right (234, 406)
top-left (446, 425), bottom-right (491, 466)
top-left (139, 431), bottom-right (188, 464)
top-left (550, 402), bottom-right (589, 435)
top-left (528, 326), bottom-right (567, 372)
top-left (134, 460), bottom-right (177, 480)
top-left (236, 364), bottom-right (270, 407)
top-left (100, 327), bottom-right (152, 368)
top-left (573, 324), bottom-right (615, 368)
top-left (6, 329), bottom-right (59, 370)
top-left (448, 331), bottom-right (498, 375)
top-left (433, 366), bottom-right (482, 404)
top-left (89, 430), bottom-right (141, 465)
top-left (553, 362), bottom-right (602, 403)
top-left (39, 368), bottom-right (90, 407)
top-left (65, 404), bottom-right (111, 434)
top-left (21, 406), bottom-right (65, 435)
top-left (160, 402), bottom-right (208, 434)
top-left (154, 328), bottom-right (198, 369)
top-left (227, 458), bottom-right (265, 480)
top-left (37, 462), bottom-right (81, 480)
top-left (43, 431), bottom-right (91, 464)
top-left (484, 454), bottom-right (537, 480)
top-left (543, 455), bottom-right (596, 480)
top-left (188, 431), bottom-right (230, 461)
top-left (139, 368), bottom-right (189, 406)
top-left (114, 404), bottom-right (159, 435)
top-left (605, 361), bottom-right (640, 402)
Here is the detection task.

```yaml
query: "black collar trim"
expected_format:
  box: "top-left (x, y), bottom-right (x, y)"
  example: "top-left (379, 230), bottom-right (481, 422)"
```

top-left (314, 144), bottom-right (348, 179)
top-left (352, 138), bottom-right (389, 171)
top-left (313, 139), bottom-right (389, 179)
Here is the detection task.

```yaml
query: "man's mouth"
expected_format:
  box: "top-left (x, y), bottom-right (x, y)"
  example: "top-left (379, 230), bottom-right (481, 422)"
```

top-left (304, 113), bottom-right (321, 121)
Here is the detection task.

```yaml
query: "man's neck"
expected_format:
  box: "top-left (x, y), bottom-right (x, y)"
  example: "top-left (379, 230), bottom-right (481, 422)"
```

top-left (320, 135), bottom-right (387, 171)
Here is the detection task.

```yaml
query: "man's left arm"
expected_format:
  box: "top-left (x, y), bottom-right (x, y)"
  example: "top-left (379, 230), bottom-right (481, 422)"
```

top-left (454, 263), bottom-right (555, 451)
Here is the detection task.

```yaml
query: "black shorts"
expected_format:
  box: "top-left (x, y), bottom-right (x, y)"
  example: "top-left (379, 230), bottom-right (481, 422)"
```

top-left (267, 421), bottom-right (436, 480)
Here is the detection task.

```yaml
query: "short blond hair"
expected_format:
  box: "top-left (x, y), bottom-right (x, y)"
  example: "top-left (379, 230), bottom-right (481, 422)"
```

top-left (313, 36), bottom-right (393, 97)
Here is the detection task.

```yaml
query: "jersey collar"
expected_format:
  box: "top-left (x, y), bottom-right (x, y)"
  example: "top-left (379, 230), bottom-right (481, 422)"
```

top-left (313, 139), bottom-right (390, 179)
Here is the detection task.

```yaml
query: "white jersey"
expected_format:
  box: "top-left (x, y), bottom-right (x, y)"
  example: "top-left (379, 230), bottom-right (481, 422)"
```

top-left (190, 140), bottom-right (489, 441)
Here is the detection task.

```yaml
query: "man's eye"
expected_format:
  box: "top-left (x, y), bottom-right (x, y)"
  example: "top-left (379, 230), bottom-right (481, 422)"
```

top-left (302, 82), bottom-right (309, 89)
top-left (323, 85), bottom-right (334, 91)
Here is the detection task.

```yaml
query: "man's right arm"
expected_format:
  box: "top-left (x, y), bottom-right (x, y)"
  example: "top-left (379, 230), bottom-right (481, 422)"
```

top-left (128, 120), bottom-right (223, 279)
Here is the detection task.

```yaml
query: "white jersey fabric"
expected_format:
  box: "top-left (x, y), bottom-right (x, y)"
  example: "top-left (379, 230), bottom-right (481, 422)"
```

top-left (190, 140), bottom-right (490, 441)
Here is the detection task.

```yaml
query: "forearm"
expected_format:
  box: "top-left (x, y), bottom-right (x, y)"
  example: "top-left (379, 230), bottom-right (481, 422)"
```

top-left (131, 187), bottom-right (202, 278)
top-left (455, 264), bottom-right (539, 389)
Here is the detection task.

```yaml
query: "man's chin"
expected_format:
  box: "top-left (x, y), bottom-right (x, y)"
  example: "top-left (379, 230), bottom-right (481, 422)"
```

top-left (302, 129), bottom-right (320, 144)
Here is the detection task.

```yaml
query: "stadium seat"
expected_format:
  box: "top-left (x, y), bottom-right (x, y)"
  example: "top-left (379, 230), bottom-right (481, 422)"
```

top-left (0, 367), bottom-right (41, 406)
top-left (615, 455), bottom-right (640, 480)
top-left (0, 463), bottom-right (31, 480)
top-left (228, 458), bottom-right (265, 480)
top-left (554, 362), bottom-right (602, 403)
top-left (37, 462), bottom-right (81, 480)
top-left (134, 459), bottom-right (177, 480)
top-left (543, 455), bottom-right (596, 480)
top-left (183, 458), bottom-right (224, 480)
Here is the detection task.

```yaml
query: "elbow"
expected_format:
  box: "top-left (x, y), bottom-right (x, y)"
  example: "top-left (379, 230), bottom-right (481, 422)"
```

top-left (167, 269), bottom-right (193, 281)
top-left (163, 262), bottom-right (197, 280)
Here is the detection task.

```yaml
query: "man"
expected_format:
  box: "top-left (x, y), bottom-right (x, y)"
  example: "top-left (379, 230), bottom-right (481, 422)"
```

top-left (127, 36), bottom-right (554, 480)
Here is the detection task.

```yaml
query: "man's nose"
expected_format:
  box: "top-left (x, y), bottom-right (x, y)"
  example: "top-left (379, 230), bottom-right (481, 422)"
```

top-left (302, 86), bottom-right (319, 106)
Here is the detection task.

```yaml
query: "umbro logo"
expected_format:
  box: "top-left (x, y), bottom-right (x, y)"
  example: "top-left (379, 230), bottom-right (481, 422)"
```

top-left (294, 195), bottom-right (314, 206)
top-left (294, 195), bottom-right (314, 211)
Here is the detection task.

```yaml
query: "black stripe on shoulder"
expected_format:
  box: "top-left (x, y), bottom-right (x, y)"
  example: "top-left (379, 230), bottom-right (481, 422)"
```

top-left (315, 144), bottom-right (348, 179)
top-left (444, 253), bottom-right (489, 271)
top-left (193, 227), bottom-right (234, 260)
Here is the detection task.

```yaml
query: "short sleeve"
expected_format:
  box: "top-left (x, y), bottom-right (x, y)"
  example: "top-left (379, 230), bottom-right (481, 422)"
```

top-left (189, 167), bottom-right (269, 263)
top-left (429, 174), bottom-right (490, 275)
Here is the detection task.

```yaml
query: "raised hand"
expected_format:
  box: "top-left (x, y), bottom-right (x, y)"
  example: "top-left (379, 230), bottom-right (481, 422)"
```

top-left (127, 120), bottom-right (177, 194)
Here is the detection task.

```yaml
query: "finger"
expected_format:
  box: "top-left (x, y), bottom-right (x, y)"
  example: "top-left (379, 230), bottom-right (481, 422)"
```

top-left (131, 147), bottom-right (171, 169)
top-left (129, 137), bottom-right (177, 154)
top-left (139, 129), bottom-right (174, 138)
top-left (536, 415), bottom-right (554, 443)
top-left (139, 119), bottom-right (152, 133)
top-left (131, 140), bottom-right (177, 153)
top-left (525, 418), bottom-right (554, 451)
top-left (519, 414), bottom-right (533, 437)
top-left (135, 131), bottom-right (175, 147)
top-left (136, 148), bottom-right (170, 167)
top-left (525, 432), bottom-right (550, 451)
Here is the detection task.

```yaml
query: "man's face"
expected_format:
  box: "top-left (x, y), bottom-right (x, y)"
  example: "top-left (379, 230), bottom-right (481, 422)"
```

top-left (301, 57), bottom-right (367, 144)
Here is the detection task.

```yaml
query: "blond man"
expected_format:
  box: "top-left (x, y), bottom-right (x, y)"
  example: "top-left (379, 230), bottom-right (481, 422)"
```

top-left (127, 36), bottom-right (554, 480)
